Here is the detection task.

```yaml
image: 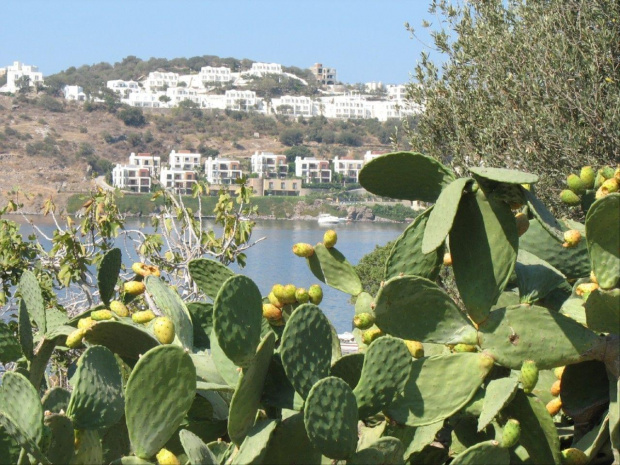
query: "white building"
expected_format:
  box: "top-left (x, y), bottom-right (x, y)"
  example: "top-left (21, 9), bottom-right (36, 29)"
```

top-left (225, 90), bottom-right (260, 111)
top-left (319, 94), bottom-right (369, 119)
top-left (250, 152), bottom-right (288, 178)
top-left (295, 157), bottom-right (332, 184)
top-left (111, 152), bottom-right (161, 193)
top-left (204, 157), bottom-right (243, 185)
top-left (365, 81), bottom-right (384, 92)
top-left (364, 151), bottom-right (386, 164)
top-left (122, 91), bottom-right (168, 108)
top-left (249, 62), bottom-right (282, 76)
top-left (386, 84), bottom-right (407, 101)
top-left (159, 168), bottom-right (198, 195)
top-left (333, 156), bottom-right (364, 182)
top-left (107, 80), bottom-right (140, 98)
top-left (129, 152), bottom-right (161, 176)
top-left (63, 85), bottom-right (87, 101)
top-left (272, 95), bottom-right (315, 117)
top-left (0, 61), bottom-right (44, 93)
top-left (143, 71), bottom-right (179, 91)
top-left (199, 66), bottom-right (232, 84)
top-left (309, 63), bottom-right (337, 85)
top-left (169, 150), bottom-right (201, 170)
top-left (165, 87), bottom-right (201, 106)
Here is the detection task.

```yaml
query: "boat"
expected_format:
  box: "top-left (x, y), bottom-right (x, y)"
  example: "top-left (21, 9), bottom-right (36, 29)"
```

top-left (338, 332), bottom-right (359, 354)
top-left (317, 213), bottom-right (344, 225)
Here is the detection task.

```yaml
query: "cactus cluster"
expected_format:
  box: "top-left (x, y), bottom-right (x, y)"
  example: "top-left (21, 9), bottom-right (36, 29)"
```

top-left (0, 151), bottom-right (618, 464)
top-left (560, 164), bottom-right (620, 211)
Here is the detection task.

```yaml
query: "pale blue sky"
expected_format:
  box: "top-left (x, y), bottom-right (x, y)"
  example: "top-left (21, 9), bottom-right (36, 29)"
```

top-left (0, 1), bottom-right (441, 84)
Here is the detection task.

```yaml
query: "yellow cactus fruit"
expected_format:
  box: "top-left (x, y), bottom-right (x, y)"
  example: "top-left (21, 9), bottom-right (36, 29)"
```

top-left (546, 397), bottom-right (562, 416)
top-left (280, 284), bottom-right (297, 305)
top-left (308, 284), bottom-right (323, 305)
top-left (292, 243), bottom-right (315, 258)
top-left (132, 309), bottom-right (156, 324)
top-left (576, 282), bottom-right (599, 299)
top-left (554, 366), bottom-right (565, 380)
top-left (124, 281), bottom-right (146, 296)
top-left (109, 301), bottom-right (129, 317)
top-left (267, 291), bottom-right (284, 309)
top-left (271, 284), bottom-right (286, 302)
top-left (600, 166), bottom-right (615, 180)
top-left (156, 448), bottom-right (181, 465)
top-left (323, 229), bottom-right (338, 248)
top-left (295, 287), bottom-right (309, 303)
top-left (132, 262), bottom-right (161, 277)
top-left (361, 328), bottom-right (384, 345)
top-left (615, 166), bottom-right (620, 183)
top-left (562, 229), bottom-right (582, 248)
top-left (66, 328), bottom-right (86, 349)
top-left (515, 212), bottom-right (530, 237)
top-left (443, 253), bottom-right (453, 267)
top-left (91, 309), bottom-right (115, 321)
top-left (453, 343), bottom-right (477, 353)
top-left (405, 340), bottom-right (425, 358)
top-left (601, 178), bottom-right (619, 195)
top-left (566, 174), bottom-right (586, 195)
top-left (559, 189), bottom-right (581, 206)
top-left (77, 317), bottom-right (96, 330)
top-left (590, 271), bottom-right (597, 284)
top-left (152, 316), bottom-right (175, 344)
top-left (550, 379), bottom-right (561, 397)
top-left (579, 166), bottom-right (595, 189)
top-left (263, 303), bottom-right (283, 322)
top-left (561, 448), bottom-right (588, 465)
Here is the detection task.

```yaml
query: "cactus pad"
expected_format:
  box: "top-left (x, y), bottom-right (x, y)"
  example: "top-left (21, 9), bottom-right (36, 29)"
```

top-left (469, 167), bottom-right (539, 185)
top-left (186, 302), bottom-right (213, 350)
top-left (209, 328), bottom-right (241, 387)
top-left (42, 387), bottom-right (71, 414)
top-left (125, 345), bottom-right (196, 459)
top-left (306, 243), bottom-right (363, 295)
top-left (179, 429), bottom-right (217, 465)
top-left (515, 249), bottom-right (566, 304)
top-left (385, 206), bottom-right (444, 281)
top-left (145, 276), bottom-right (194, 350)
top-left (0, 321), bottom-right (21, 364)
top-left (98, 248), bottom-right (121, 306)
top-left (262, 412), bottom-right (322, 464)
top-left (83, 320), bottom-right (159, 360)
top-left (280, 303), bottom-right (332, 398)
top-left (44, 414), bottom-right (74, 465)
top-left (358, 151), bottom-right (455, 202)
top-left (0, 371), bottom-right (43, 448)
top-left (450, 440), bottom-right (510, 465)
top-left (188, 258), bottom-right (235, 300)
top-left (18, 299), bottom-right (33, 361)
top-left (477, 375), bottom-right (519, 431)
top-left (213, 275), bottom-right (263, 367)
top-left (524, 189), bottom-right (564, 242)
top-left (422, 178), bottom-right (472, 254)
top-left (232, 419), bottom-right (278, 465)
top-left (0, 412), bottom-right (49, 465)
top-left (71, 429), bottom-right (103, 465)
top-left (386, 353), bottom-right (494, 426)
top-left (330, 352), bottom-right (365, 389)
top-left (228, 332), bottom-right (276, 446)
top-left (450, 190), bottom-right (518, 322)
top-left (304, 376), bottom-right (358, 460)
top-left (373, 276), bottom-right (478, 344)
top-left (19, 270), bottom-right (46, 334)
top-left (352, 336), bottom-right (411, 419)
top-left (66, 345), bottom-right (124, 430)
top-left (585, 288), bottom-right (620, 334)
top-left (585, 193), bottom-right (620, 289)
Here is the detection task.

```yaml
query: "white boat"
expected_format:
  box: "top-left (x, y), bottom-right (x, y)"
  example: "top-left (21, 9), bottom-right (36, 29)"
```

top-left (338, 331), bottom-right (359, 354)
top-left (317, 213), bottom-right (343, 225)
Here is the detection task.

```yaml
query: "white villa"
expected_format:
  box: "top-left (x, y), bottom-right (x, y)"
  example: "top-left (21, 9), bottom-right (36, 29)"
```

top-left (295, 157), bottom-right (332, 184)
top-left (333, 156), bottom-right (364, 183)
top-left (249, 62), bottom-right (282, 76)
top-left (144, 71), bottom-right (179, 91)
top-left (169, 150), bottom-right (201, 170)
top-left (250, 152), bottom-right (287, 178)
top-left (225, 90), bottom-right (260, 111)
top-left (319, 94), bottom-right (369, 119)
top-left (204, 157), bottom-right (243, 185)
top-left (0, 61), bottom-right (44, 93)
top-left (199, 66), bottom-right (232, 84)
top-left (107, 80), bottom-right (140, 98)
top-left (63, 85), bottom-right (87, 101)
top-left (272, 96), bottom-right (314, 117)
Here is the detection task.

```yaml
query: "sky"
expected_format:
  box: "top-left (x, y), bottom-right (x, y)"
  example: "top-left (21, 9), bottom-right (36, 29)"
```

top-left (0, 1), bottom-right (442, 85)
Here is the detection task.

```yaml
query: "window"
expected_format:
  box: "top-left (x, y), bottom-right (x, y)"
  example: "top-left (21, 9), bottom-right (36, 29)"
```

top-left (281, 182), bottom-right (285, 189)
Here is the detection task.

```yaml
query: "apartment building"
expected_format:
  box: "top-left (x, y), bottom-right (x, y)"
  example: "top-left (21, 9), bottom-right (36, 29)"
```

top-left (333, 156), bottom-right (364, 183)
top-left (165, 87), bottom-right (201, 106)
top-left (250, 152), bottom-right (287, 178)
top-left (248, 178), bottom-right (301, 196)
top-left (169, 150), bottom-right (201, 170)
top-left (129, 153), bottom-right (161, 176)
top-left (309, 63), bottom-right (337, 85)
top-left (272, 95), bottom-right (315, 117)
top-left (295, 157), bottom-right (332, 184)
top-left (159, 168), bottom-right (197, 195)
top-left (144, 71), bottom-right (179, 91)
top-left (63, 85), bottom-right (87, 101)
top-left (225, 90), bottom-right (260, 111)
top-left (112, 165), bottom-right (152, 193)
top-left (386, 84), bottom-right (407, 100)
top-left (107, 80), bottom-right (140, 97)
top-left (0, 61), bottom-right (44, 93)
top-left (123, 91), bottom-right (168, 108)
top-left (204, 157), bottom-right (243, 185)
top-left (319, 94), bottom-right (369, 119)
top-left (249, 62), bottom-right (282, 76)
top-left (199, 66), bottom-right (232, 84)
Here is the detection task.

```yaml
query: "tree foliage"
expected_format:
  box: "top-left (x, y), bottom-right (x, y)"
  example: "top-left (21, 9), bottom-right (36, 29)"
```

top-left (354, 240), bottom-right (394, 296)
top-left (407, 0), bottom-right (620, 214)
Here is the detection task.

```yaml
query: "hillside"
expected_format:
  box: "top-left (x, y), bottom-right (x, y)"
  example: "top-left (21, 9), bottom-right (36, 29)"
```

top-left (0, 92), bottom-right (410, 212)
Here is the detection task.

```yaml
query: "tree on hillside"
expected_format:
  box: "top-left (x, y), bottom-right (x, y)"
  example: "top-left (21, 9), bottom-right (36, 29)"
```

top-left (280, 128), bottom-right (304, 146)
top-left (407, 0), bottom-right (619, 214)
top-left (117, 106), bottom-right (147, 127)
top-left (284, 145), bottom-right (313, 162)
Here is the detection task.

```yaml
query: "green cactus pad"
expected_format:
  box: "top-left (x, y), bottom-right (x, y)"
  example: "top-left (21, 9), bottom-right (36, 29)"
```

top-left (45, 306), bottom-right (69, 337)
top-left (520, 218), bottom-right (590, 280)
top-left (101, 418), bottom-right (131, 464)
top-left (450, 439), bottom-right (509, 465)
top-left (422, 178), bottom-right (473, 254)
top-left (330, 352), bottom-right (365, 389)
top-left (450, 190), bottom-right (518, 323)
top-left (213, 275), bottom-right (263, 368)
top-left (403, 421), bottom-right (445, 460)
top-left (179, 429), bottom-right (217, 465)
top-left (515, 249), bottom-right (566, 304)
top-left (386, 353), bottom-right (494, 426)
top-left (610, 377), bottom-right (619, 457)
top-left (262, 412), bottom-right (322, 465)
top-left (352, 336), bottom-right (411, 419)
top-left (44, 414), bottom-right (74, 465)
top-left (209, 328), bottom-right (241, 387)
top-left (0, 372), bottom-right (43, 446)
top-left (347, 447), bottom-right (386, 464)
top-left (98, 248), bottom-right (121, 306)
top-left (228, 332), bottom-right (276, 446)
top-left (187, 302), bottom-right (213, 350)
top-left (0, 321), bottom-right (21, 364)
top-left (304, 376), bottom-right (358, 460)
top-left (280, 303), bottom-right (332, 399)
top-left (306, 243), bottom-right (363, 295)
top-left (0, 425), bottom-right (20, 465)
top-left (585, 288), bottom-right (620, 334)
top-left (261, 353), bottom-right (304, 411)
top-left (586, 193), bottom-right (620, 289)
top-left (0, 412), bottom-right (49, 465)
top-left (66, 345), bottom-right (124, 430)
top-left (524, 189), bottom-right (564, 242)
top-left (373, 276), bottom-right (478, 344)
top-left (18, 299), bottom-right (33, 361)
top-left (42, 387), bottom-right (71, 414)
top-left (385, 206), bottom-right (444, 280)
top-left (125, 345), bottom-right (196, 459)
top-left (561, 360), bottom-right (609, 420)
top-left (358, 151), bottom-right (455, 202)
top-left (477, 376), bottom-right (519, 431)
top-left (469, 167), bottom-right (539, 185)
top-left (503, 391), bottom-right (561, 465)
top-left (572, 415), bottom-right (610, 462)
top-left (478, 304), bottom-right (603, 369)
top-left (19, 270), bottom-right (46, 334)
top-left (232, 419), bottom-right (278, 465)
top-left (83, 320), bottom-right (159, 360)
top-left (110, 457), bottom-right (154, 465)
top-left (188, 258), bottom-right (235, 300)
top-left (360, 436), bottom-right (405, 464)
top-left (145, 276), bottom-right (194, 350)
top-left (71, 429), bottom-right (103, 465)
